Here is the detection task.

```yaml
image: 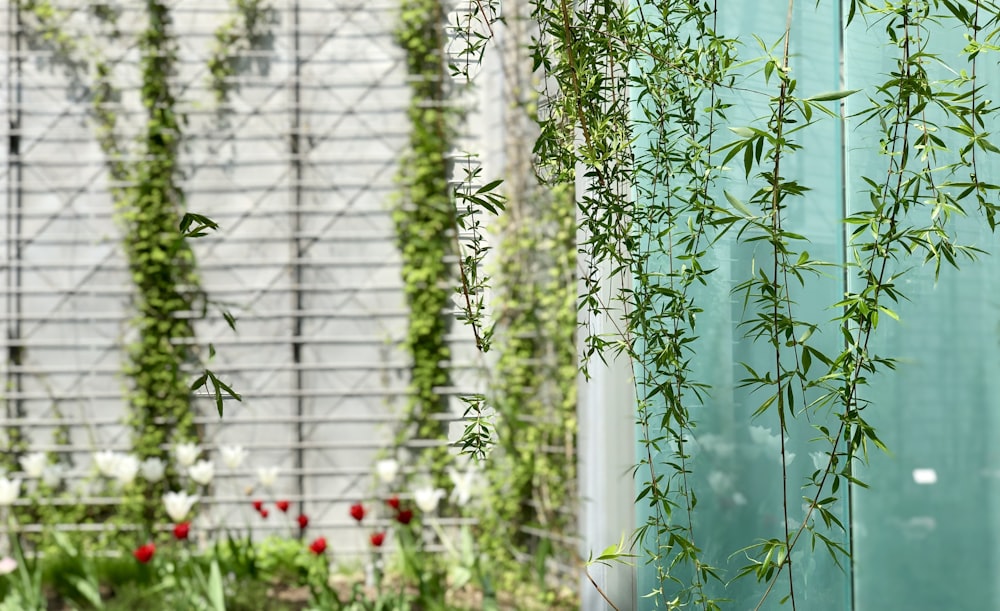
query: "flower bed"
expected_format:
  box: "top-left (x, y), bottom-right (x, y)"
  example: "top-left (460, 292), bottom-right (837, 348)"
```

top-left (0, 449), bottom-right (578, 609)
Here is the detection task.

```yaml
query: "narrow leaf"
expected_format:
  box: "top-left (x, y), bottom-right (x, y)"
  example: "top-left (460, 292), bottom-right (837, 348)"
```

top-left (725, 191), bottom-right (755, 217)
top-left (806, 89), bottom-right (860, 102)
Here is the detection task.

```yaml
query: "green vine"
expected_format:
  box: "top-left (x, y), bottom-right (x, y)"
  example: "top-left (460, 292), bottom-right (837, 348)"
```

top-left (528, 0), bottom-right (1000, 608)
top-left (481, 181), bottom-right (578, 581)
top-left (390, 1), bottom-right (581, 597)
top-left (12, 0), bottom-right (242, 532)
top-left (16, 0), bottom-right (77, 60)
top-left (207, 0), bottom-right (275, 105)
top-left (116, 0), bottom-right (204, 527)
top-left (393, 0), bottom-right (457, 479)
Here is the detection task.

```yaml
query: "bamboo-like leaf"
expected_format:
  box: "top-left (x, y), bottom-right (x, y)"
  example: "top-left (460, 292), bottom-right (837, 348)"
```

top-left (806, 89), bottom-right (861, 102)
top-left (725, 191), bottom-right (755, 217)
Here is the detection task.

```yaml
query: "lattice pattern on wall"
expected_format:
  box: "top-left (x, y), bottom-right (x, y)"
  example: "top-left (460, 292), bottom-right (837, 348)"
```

top-left (0, 0), bottom-right (484, 552)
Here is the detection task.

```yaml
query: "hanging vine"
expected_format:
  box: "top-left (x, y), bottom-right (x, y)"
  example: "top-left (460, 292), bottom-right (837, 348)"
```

top-left (528, 0), bottom-right (1000, 608)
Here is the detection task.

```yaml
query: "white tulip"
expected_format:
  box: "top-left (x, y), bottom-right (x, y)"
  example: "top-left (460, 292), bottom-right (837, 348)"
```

top-left (0, 477), bottom-right (22, 506)
top-left (93, 450), bottom-right (120, 477)
top-left (257, 466), bottom-right (279, 488)
top-left (163, 491), bottom-right (199, 523)
top-left (219, 445), bottom-right (247, 470)
top-left (140, 457), bottom-right (166, 483)
top-left (188, 460), bottom-right (215, 486)
top-left (413, 486), bottom-right (445, 513)
top-left (19, 452), bottom-right (47, 478)
top-left (174, 443), bottom-right (200, 468)
top-left (113, 454), bottom-right (140, 486)
top-left (375, 459), bottom-right (400, 484)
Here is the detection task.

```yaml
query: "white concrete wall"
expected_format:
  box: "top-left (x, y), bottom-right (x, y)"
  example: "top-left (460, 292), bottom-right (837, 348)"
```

top-left (0, 0), bottom-right (486, 552)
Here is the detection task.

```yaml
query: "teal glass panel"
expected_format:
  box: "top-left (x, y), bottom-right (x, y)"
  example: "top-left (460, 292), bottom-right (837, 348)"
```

top-left (843, 16), bottom-right (1000, 611)
top-left (849, 222), bottom-right (1000, 610)
top-left (635, 3), bottom-right (1000, 609)
top-left (633, 2), bottom-right (850, 609)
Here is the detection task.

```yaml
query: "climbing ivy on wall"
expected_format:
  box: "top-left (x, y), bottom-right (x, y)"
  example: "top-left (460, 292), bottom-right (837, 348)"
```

top-left (118, 0), bottom-right (204, 525)
top-left (481, 181), bottom-right (578, 578)
top-left (393, 1), bottom-right (581, 598)
top-left (208, 0), bottom-right (275, 104)
top-left (393, 0), bottom-right (456, 479)
top-left (11, 0), bottom-right (243, 529)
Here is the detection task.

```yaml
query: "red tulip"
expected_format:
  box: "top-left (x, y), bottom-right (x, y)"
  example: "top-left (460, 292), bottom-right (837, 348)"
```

top-left (173, 522), bottom-right (190, 540)
top-left (133, 543), bottom-right (155, 563)
top-left (276, 500), bottom-right (290, 513)
top-left (396, 509), bottom-right (413, 525)
top-left (297, 514), bottom-right (309, 529)
top-left (349, 503), bottom-right (365, 522)
top-left (386, 496), bottom-right (401, 510)
top-left (309, 536), bottom-right (327, 555)
top-left (252, 500), bottom-right (264, 512)
top-left (259, 508), bottom-right (269, 519)
top-left (370, 532), bottom-right (386, 547)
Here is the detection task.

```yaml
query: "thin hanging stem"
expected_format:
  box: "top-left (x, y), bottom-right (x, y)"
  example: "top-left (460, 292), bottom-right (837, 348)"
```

top-left (767, 0), bottom-right (798, 608)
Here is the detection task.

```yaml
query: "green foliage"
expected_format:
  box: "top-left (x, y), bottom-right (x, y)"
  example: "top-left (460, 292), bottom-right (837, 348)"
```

top-left (446, 0), bottom-right (502, 80)
top-left (1, 527), bottom-right (537, 610)
top-left (115, 0), bottom-right (204, 528)
top-left (391, 2), bottom-right (582, 602)
top-left (452, 164), bottom-right (504, 463)
top-left (529, 0), bottom-right (1000, 608)
top-left (12, 0), bottom-right (243, 531)
top-left (208, 0), bottom-right (275, 104)
top-left (15, 0), bottom-right (77, 59)
top-left (479, 182), bottom-right (579, 580)
top-left (396, 0), bottom-right (578, 600)
top-left (393, 0), bottom-right (458, 479)
top-left (0, 532), bottom-right (45, 611)
top-left (29, 536), bottom-right (310, 609)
